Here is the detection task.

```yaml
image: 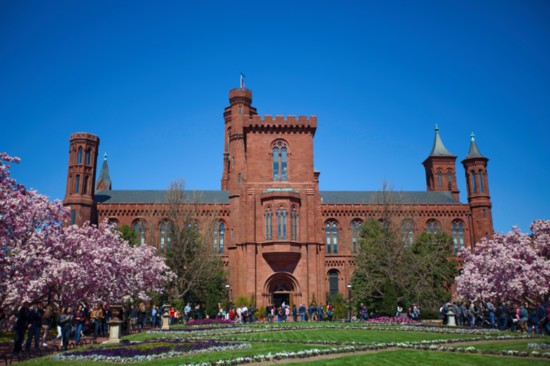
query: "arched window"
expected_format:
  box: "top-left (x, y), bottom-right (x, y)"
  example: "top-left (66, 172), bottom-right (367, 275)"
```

top-left (265, 207), bottom-right (272, 240)
top-left (351, 219), bottom-right (362, 253)
top-left (291, 207), bottom-right (298, 241)
top-left (272, 140), bottom-right (288, 181)
top-left (108, 218), bottom-right (119, 227)
top-left (452, 220), bottom-right (465, 254)
top-left (77, 147), bottom-right (83, 164)
top-left (213, 221), bottom-right (225, 254)
top-left (159, 221), bottom-right (172, 252)
top-left (85, 150), bottom-right (91, 165)
top-left (447, 170), bottom-right (453, 189)
top-left (478, 171), bottom-right (484, 193)
top-left (83, 176), bottom-right (89, 195)
top-left (328, 270), bottom-right (339, 297)
top-left (75, 175), bottom-right (80, 193)
top-left (133, 220), bottom-right (146, 246)
top-left (437, 170), bottom-right (443, 187)
top-left (400, 219), bottom-right (414, 247)
top-left (471, 171), bottom-right (477, 193)
top-left (326, 220), bottom-right (338, 254)
top-left (426, 219), bottom-right (440, 234)
top-left (277, 207), bottom-right (287, 240)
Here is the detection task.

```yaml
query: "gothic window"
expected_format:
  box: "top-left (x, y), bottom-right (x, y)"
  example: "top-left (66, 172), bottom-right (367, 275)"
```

top-left (400, 219), bottom-right (414, 247)
top-left (437, 170), bottom-right (443, 187)
top-left (351, 219), bottom-right (362, 253)
top-left (133, 219), bottom-right (146, 246)
top-left (426, 219), bottom-right (440, 234)
top-left (471, 171), bottom-right (477, 193)
top-left (159, 221), bottom-right (172, 252)
top-left (265, 207), bottom-right (273, 240)
top-left (447, 170), bottom-right (453, 189)
top-left (478, 171), bottom-right (484, 193)
top-left (71, 210), bottom-right (77, 225)
top-left (108, 218), bottom-right (119, 227)
top-left (326, 220), bottom-right (338, 254)
top-left (277, 207), bottom-right (287, 240)
top-left (77, 147), bottom-right (82, 164)
top-left (272, 140), bottom-right (288, 181)
top-left (328, 270), bottom-right (339, 297)
top-left (83, 176), bottom-right (89, 195)
top-left (213, 221), bottom-right (225, 254)
top-left (75, 175), bottom-right (80, 193)
top-left (291, 207), bottom-right (298, 241)
top-left (85, 150), bottom-right (91, 165)
top-left (452, 220), bottom-right (465, 254)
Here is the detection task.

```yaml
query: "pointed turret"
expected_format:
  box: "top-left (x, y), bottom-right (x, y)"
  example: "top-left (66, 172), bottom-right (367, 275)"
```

top-left (96, 153), bottom-right (112, 191)
top-left (462, 133), bottom-right (493, 245)
top-left (423, 125), bottom-right (460, 201)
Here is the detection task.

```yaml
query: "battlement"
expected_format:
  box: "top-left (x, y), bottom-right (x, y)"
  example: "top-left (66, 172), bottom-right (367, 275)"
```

top-left (229, 88), bottom-right (252, 106)
top-left (246, 114), bottom-right (317, 129)
top-left (69, 132), bottom-right (99, 142)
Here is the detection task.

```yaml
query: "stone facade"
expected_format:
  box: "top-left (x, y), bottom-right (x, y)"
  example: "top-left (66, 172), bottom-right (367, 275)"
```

top-left (63, 88), bottom-right (493, 308)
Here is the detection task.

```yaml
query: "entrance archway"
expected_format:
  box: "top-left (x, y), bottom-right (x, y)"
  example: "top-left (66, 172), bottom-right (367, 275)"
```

top-left (263, 272), bottom-right (301, 308)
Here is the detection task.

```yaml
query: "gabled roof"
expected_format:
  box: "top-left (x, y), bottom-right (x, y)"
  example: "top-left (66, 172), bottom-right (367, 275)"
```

top-left (95, 190), bottom-right (230, 204)
top-left (320, 191), bottom-right (459, 204)
top-left (464, 132), bottom-right (486, 159)
top-left (428, 124), bottom-right (455, 157)
top-left (96, 153), bottom-right (112, 190)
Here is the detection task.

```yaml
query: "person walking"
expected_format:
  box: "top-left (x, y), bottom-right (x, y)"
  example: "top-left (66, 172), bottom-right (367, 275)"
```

top-left (25, 302), bottom-right (44, 352)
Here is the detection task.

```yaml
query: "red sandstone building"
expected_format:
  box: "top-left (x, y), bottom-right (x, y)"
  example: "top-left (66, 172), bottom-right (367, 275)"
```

top-left (63, 88), bottom-right (493, 308)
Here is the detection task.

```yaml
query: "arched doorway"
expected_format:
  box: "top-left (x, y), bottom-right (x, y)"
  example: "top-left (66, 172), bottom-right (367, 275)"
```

top-left (264, 272), bottom-right (300, 308)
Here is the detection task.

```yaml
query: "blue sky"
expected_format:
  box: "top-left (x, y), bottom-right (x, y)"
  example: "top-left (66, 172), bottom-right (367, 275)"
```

top-left (1, 0), bottom-right (548, 234)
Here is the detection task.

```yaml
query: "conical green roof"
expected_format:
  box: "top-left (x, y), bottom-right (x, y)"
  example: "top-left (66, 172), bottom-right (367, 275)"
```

top-left (428, 124), bottom-right (455, 157)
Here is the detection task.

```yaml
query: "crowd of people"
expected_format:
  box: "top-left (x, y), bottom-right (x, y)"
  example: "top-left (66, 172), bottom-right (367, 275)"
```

top-left (439, 300), bottom-right (550, 334)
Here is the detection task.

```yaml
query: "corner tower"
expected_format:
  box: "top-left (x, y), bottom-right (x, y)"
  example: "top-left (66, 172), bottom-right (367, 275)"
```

top-left (422, 125), bottom-right (460, 201)
top-left (62, 133), bottom-right (99, 226)
top-left (462, 133), bottom-right (493, 244)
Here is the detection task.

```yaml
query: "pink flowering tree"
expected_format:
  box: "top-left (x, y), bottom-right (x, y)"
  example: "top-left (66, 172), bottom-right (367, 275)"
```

top-left (455, 220), bottom-right (550, 304)
top-left (1, 153), bottom-right (174, 325)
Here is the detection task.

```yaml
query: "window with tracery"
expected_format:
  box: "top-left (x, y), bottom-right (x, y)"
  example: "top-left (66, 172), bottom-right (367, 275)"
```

top-left (452, 220), bottom-right (465, 254)
top-left (400, 219), bottom-right (414, 247)
top-left (351, 219), bottom-right (362, 253)
top-left (326, 220), bottom-right (338, 254)
top-left (437, 170), bottom-right (443, 187)
top-left (213, 221), bottom-right (225, 254)
top-left (426, 219), bottom-right (440, 234)
top-left (133, 220), bottom-right (146, 245)
top-left (272, 140), bottom-right (288, 181)
top-left (277, 208), bottom-right (287, 240)
top-left (265, 207), bottom-right (273, 240)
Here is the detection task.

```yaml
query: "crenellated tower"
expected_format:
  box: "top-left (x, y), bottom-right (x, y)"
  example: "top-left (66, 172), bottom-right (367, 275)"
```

top-left (422, 125), bottom-right (460, 201)
top-left (462, 133), bottom-right (493, 245)
top-left (62, 132), bottom-right (99, 226)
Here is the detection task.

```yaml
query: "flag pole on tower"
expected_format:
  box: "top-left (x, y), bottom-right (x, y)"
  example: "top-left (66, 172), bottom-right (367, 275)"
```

top-left (240, 72), bottom-right (246, 89)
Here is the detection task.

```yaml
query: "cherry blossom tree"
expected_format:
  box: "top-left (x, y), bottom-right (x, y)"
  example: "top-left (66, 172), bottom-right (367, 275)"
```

top-left (1, 152), bottom-right (174, 325)
top-left (455, 220), bottom-right (550, 304)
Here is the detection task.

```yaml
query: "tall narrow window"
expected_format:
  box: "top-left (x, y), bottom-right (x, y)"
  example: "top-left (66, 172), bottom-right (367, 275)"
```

top-left (471, 171), bottom-right (477, 193)
top-left (447, 170), bottom-right (453, 189)
top-left (351, 219), bottom-right (362, 253)
top-left (326, 220), bottom-right (338, 254)
top-left (478, 171), bottom-right (484, 193)
top-left (291, 208), bottom-right (298, 240)
top-left (452, 221), bottom-right (465, 254)
top-left (77, 147), bottom-right (82, 164)
top-left (71, 210), bottom-right (77, 225)
top-left (437, 170), bottom-right (443, 187)
top-left (134, 220), bottom-right (146, 245)
top-left (277, 208), bottom-right (287, 240)
top-left (75, 175), bottom-right (80, 193)
top-left (328, 270), bottom-right (339, 297)
top-left (265, 208), bottom-right (272, 240)
top-left (160, 222), bottom-right (167, 252)
top-left (426, 219), bottom-right (439, 234)
top-left (213, 222), bottom-right (225, 254)
top-left (85, 150), bottom-right (91, 165)
top-left (272, 141), bottom-right (289, 181)
top-left (83, 176), bottom-right (89, 195)
top-left (400, 219), bottom-right (414, 247)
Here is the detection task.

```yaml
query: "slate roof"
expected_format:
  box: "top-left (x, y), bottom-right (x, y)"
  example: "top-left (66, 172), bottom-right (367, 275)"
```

top-left (95, 189), bottom-right (459, 205)
top-left (96, 156), bottom-right (112, 190)
top-left (464, 133), bottom-right (486, 159)
top-left (95, 190), bottom-right (230, 204)
top-left (320, 191), bottom-right (459, 204)
top-left (428, 125), bottom-right (455, 157)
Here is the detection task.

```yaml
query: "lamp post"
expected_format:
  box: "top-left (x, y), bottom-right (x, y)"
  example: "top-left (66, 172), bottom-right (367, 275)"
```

top-left (225, 284), bottom-right (231, 309)
top-left (347, 284), bottom-right (352, 322)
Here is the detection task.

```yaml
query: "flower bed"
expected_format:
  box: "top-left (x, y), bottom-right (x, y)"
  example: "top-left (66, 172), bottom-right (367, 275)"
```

top-left (365, 316), bottom-right (419, 325)
top-left (185, 318), bottom-right (235, 326)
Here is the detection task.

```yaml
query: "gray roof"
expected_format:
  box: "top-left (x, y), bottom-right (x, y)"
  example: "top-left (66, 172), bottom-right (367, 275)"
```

top-left (96, 155), bottom-right (112, 190)
top-left (428, 125), bottom-right (455, 157)
top-left (320, 191), bottom-right (459, 204)
top-left (464, 133), bottom-right (486, 159)
top-left (95, 190), bottom-right (230, 204)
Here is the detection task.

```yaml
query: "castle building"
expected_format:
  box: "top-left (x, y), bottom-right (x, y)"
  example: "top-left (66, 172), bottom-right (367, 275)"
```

top-left (63, 88), bottom-right (493, 307)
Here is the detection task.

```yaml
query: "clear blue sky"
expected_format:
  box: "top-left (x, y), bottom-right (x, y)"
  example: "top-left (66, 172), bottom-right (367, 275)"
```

top-left (1, 1), bottom-right (549, 234)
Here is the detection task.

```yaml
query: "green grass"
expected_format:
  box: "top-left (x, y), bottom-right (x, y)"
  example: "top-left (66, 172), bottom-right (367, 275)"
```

top-left (292, 350), bottom-right (550, 365)
top-left (458, 338), bottom-right (549, 352)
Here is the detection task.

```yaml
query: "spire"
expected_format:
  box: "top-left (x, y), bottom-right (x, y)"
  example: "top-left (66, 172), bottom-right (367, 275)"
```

top-left (428, 124), bottom-right (455, 157)
top-left (96, 153), bottom-right (112, 191)
top-left (464, 132), bottom-right (486, 159)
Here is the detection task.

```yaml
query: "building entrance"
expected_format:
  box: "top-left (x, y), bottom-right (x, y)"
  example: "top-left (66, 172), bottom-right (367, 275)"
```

top-left (272, 292), bottom-right (290, 308)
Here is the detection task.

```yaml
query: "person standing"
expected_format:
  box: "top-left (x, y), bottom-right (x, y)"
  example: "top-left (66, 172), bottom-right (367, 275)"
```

top-left (486, 300), bottom-right (496, 328)
top-left (13, 302), bottom-right (30, 354)
top-left (42, 304), bottom-right (54, 347)
top-left (25, 302), bottom-right (44, 352)
top-left (74, 305), bottom-right (85, 345)
top-left (59, 306), bottom-right (74, 351)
